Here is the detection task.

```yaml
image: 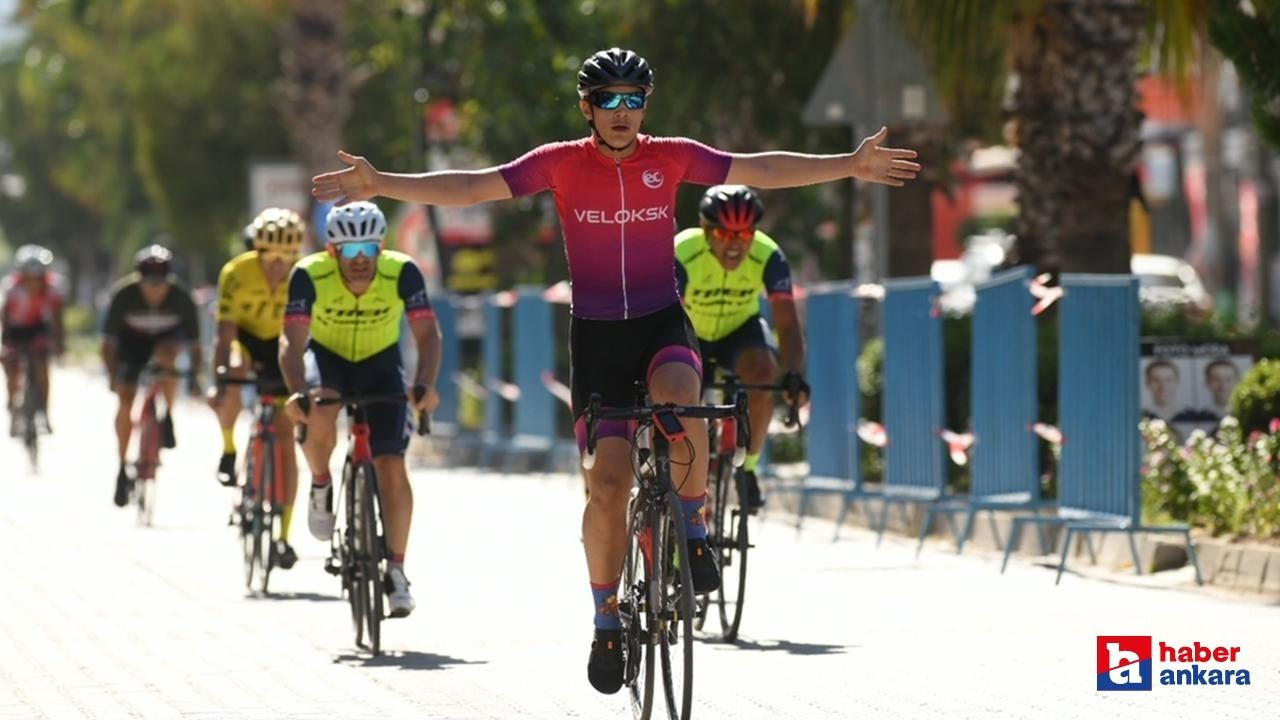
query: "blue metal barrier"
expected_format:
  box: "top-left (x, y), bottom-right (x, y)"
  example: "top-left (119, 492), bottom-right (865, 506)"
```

top-left (1000, 275), bottom-right (1201, 584)
top-left (482, 294), bottom-right (505, 444)
top-left (512, 286), bottom-right (556, 448)
top-left (432, 293), bottom-right (460, 428)
top-left (786, 283), bottom-right (863, 531)
top-left (872, 277), bottom-right (955, 546)
top-left (939, 266), bottom-right (1050, 555)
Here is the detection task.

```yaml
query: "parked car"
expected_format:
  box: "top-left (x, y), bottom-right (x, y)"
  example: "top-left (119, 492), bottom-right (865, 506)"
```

top-left (1131, 253), bottom-right (1213, 316)
top-left (931, 246), bottom-right (1212, 318)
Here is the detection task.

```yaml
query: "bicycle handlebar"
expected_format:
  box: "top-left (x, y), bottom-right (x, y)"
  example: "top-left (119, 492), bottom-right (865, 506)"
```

top-left (703, 372), bottom-right (805, 429)
top-left (581, 392), bottom-right (750, 471)
top-left (215, 374), bottom-right (290, 398)
top-left (293, 388), bottom-right (430, 445)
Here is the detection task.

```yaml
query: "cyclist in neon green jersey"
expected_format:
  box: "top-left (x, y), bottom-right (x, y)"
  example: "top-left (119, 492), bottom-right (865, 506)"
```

top-left (675, 185), bottom-right (809, 510)
top-left (281, 201), bottom-right (441, 618)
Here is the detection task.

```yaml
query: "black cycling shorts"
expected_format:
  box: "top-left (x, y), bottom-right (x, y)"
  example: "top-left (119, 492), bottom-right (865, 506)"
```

top-left (236, 331), bottom-right (284, 387)
top-left (698, 314), bottom-right (778, 380)
top-left (306, 342), bottom-right (409, 458)
top-left (1, 323), bottom-right (51, 356)
top-left (569, 302), bottom-right (701, 448)
top-left (115, 331), bottom-right (182, 385)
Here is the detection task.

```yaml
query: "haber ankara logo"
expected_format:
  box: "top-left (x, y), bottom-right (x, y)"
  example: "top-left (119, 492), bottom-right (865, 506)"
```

top-left (1097, 636), bottom-right (1152, 691)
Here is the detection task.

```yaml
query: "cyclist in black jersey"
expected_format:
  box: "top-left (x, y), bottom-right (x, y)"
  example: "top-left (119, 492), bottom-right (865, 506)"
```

top-left (101, 244), bottom-right (204, 507)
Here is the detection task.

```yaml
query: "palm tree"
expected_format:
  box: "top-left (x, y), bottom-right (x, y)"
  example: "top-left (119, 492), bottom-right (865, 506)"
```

top-left (279, 0), bottom-right (352, 188)
top-left (896, 0), bottom-right (1206, 274)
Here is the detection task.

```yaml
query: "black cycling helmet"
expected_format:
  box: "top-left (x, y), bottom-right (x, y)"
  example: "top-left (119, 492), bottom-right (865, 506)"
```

top-left (134, 244), bottom-right (173, 275)
top-left (577, 48), bottom-right (654, 98)
top-left (699, 185), bottom-right (765, 231)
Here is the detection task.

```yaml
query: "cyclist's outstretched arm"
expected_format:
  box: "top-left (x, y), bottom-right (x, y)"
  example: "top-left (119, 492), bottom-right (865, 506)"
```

top-left (312, 150), bottom-right (512, 207)
top-left (724, 126), bottom-right (920, 189)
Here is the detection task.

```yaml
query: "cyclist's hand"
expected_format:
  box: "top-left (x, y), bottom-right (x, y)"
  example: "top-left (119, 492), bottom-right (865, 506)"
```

top-left (205, 384), bottom-right (225, 409)
top-left (411, 384), bottom-right (440, 414)
top-left (851, 126), bottom-right (921, 187)
top-left (782, 371), bottom-right (811, 408)
top-left (312, 150), bottom-right (380, 204)
top-left (285, 391), bottom-right (309, 425)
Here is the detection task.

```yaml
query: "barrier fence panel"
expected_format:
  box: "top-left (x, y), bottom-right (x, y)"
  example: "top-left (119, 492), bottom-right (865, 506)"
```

top-left (970, 266), bottom-right (1038, 503)
top-left (1057, 275), bottom-right (1140, 523)
top-left (882, 277), bottom-right (946, 499)
top-left (482, 294), bottom-right (505, 440)
top-left (803, 284), bottom-right (860, 483)
top-left (999, 275), bottom-right (1201, 585)
top-left (512, 287), bottom-right (556, 446)
top-left (433, 293), bottom-right (460, 428)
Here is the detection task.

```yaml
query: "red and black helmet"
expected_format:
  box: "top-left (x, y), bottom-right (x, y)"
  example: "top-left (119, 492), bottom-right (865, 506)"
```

top-left (699, 185), bottom-right (764, 231)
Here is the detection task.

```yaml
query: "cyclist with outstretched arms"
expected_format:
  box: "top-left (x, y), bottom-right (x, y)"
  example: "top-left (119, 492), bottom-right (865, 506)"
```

top-left (209, 208), bottom-right (307, 569)
top-left (675, 185), bottom-right (809, 512)
top-left (312, 47), bottom-right (919, 694)
top-left (2, 245), bottom-right (65, 436)
top-left (279, 202), bottom-right (442, 618)
top-left (101, 245), bottom-right (204, 507)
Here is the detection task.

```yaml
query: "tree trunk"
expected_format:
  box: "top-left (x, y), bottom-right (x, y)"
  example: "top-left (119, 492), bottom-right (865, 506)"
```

top-left (280, 0), bottom-right (350, 187)
top-left (1011, 0), bottom-right (1145, 275)
top-left (886, 125), bottom-right (943, 278)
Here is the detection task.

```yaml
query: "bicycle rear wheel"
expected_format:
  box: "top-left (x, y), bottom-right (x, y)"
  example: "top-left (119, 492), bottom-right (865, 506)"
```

top-left (340, 459), bottom-right (365, 649)
top-left (714, 467), bottom-right (749, 641)
top-left (657, 491), bottom-right (695, 720)
top-left (621, 491), bottom-right (656, 720)
top-left (353, 461), bottom-right (384, 655)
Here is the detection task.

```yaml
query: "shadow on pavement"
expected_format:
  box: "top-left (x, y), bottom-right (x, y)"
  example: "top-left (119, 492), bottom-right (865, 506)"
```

top-left (710, 638), bottom-right (853, 655)
top-left (332, 650), bottom-right (486, 670)
top-left (245, 591), bottom-right (342, 603)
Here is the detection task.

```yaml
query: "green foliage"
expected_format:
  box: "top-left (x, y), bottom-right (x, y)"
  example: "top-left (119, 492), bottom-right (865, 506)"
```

top-left (1229, 359), bottom-right (1280, 435)
top-left (1210, 0), bottom-right (1280, 149)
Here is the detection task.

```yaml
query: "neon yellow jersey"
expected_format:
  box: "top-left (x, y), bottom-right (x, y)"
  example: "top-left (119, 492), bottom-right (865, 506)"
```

top-left (284, 250), bottom-right (434, 362)
top-left (674, 228), bottom-right (793, 342)
top-left (216, 251), bottom-right (289, 341)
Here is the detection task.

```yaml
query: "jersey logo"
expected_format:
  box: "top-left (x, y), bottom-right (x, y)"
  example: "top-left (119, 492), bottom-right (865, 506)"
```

top-left (642, 169), bottom-right (664, 189)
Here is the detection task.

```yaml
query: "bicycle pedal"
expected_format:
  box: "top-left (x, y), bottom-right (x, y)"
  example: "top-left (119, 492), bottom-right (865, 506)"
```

top-left (323, 557), bottom-right (342, 576)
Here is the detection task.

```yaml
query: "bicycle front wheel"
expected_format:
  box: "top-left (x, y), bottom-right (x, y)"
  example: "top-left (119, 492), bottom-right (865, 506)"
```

top-left (657, 491), bottom-right (695, 720)
top-left (252, 435), bottom-right (276, 594)
top-left (353, 461), bottom-right (384, 655)
top-left (621, 491), bottom-right (656, 720)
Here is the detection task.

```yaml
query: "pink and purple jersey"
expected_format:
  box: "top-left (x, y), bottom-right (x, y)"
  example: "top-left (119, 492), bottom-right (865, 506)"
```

top-left (499, 135), bottom-right (731, 320)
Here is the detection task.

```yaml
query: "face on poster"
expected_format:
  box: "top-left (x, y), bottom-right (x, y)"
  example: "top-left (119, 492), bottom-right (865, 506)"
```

top-left (1141, 340), bottom-right (1255, 439)
top-left (1142, 357), bottom-right (1192, 421)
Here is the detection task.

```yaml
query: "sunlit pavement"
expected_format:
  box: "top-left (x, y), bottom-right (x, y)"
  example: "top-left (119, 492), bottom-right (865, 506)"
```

top-left (0, 367), bottom-right (1277, 719)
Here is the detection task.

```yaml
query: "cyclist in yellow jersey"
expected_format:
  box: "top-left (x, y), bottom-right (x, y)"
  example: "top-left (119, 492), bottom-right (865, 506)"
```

top-left (209, 208), bottom-right (305, 568)
top-left (280, 201), bottom-right (441, 618)
top-left (675, 185), bottom-right (810, 511)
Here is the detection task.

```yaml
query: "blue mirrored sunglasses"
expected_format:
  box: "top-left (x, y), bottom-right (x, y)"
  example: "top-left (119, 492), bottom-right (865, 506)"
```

top-left (335, 241), bottom-right (381, 259)
top-left (590, 90), bottom-right (646, 111)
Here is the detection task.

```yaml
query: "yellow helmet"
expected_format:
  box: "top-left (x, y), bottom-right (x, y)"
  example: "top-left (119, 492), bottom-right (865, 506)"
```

top-left (250, 208), bottom-right (305, 254)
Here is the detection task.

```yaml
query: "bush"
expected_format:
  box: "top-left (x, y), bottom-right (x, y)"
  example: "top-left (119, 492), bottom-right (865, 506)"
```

top-left (1230, 359), bottom-right (1280, 435)
top-left (1141, 416), bottom-right (1280, 538)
